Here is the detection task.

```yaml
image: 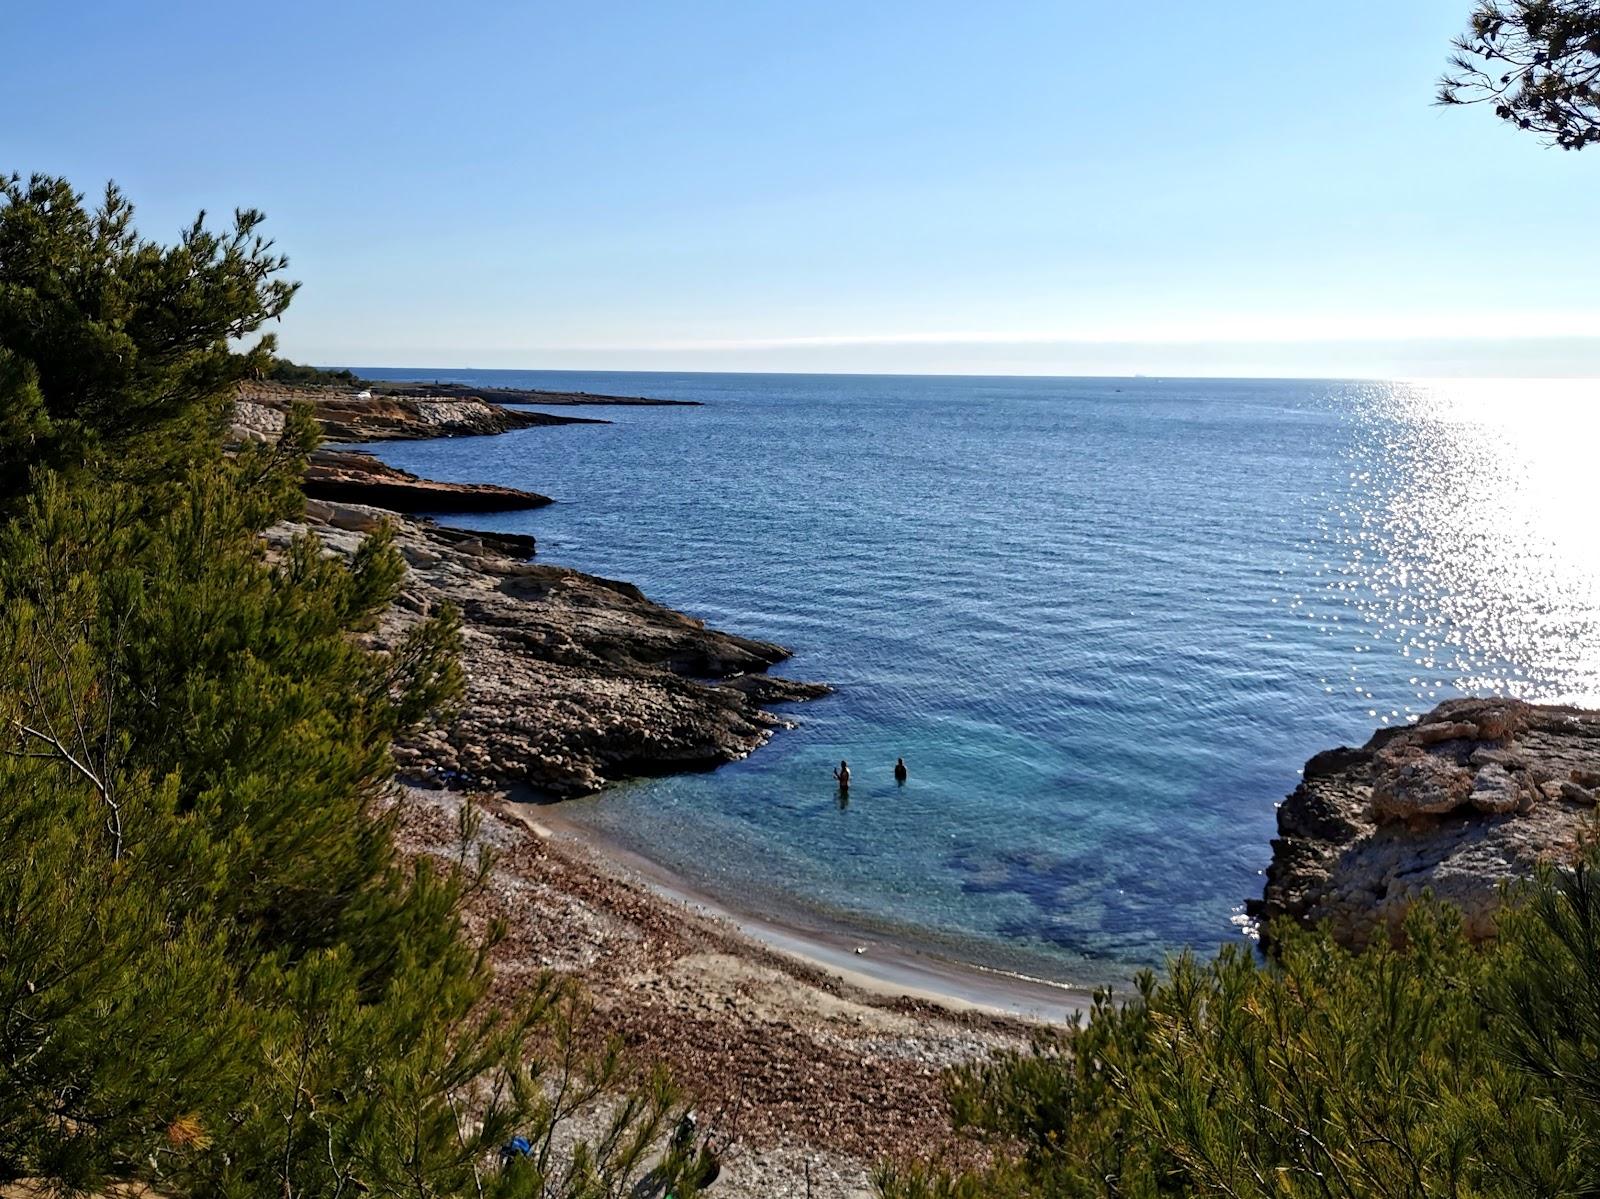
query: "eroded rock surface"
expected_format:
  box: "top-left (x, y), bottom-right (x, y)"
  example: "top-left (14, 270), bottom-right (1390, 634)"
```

top-left (372, 380), bottom-right (702, 407)
top-left (267, 500), bottom-right (829, 797)
top-left (229, 387), bottom-right (559, 511)
top-left (1251, 698), bottom-right (1600, 950)
top-left (304, 449), bottom-right (551, 513)
top-left (233, 382), bottom-right (604, 442)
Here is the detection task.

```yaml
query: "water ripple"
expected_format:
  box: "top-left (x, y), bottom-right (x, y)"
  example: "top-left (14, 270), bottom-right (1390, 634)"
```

top-left (368, 372), bottom-right (1600, 986)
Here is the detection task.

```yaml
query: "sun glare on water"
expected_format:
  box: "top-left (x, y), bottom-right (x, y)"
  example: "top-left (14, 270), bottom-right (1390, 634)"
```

top-left (1320, 378), bottom-right (1600, 711)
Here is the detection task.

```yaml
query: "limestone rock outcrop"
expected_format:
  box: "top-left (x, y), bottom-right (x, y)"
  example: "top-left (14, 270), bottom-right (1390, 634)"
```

top-left (304, 449), bottom-right (551, 513)
top-left (232, 382), bottom-right (604, 442)
top-left (267, 501), bottom-right (830, 797)
top-left (1250, 698), bottom-right (1600, 950)
top-left (371, 380), bottom-right (702, 407)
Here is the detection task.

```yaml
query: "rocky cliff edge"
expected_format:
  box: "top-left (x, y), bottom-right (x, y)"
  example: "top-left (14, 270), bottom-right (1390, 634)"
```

top-left (1251, 697), bottom-right (1600, 950)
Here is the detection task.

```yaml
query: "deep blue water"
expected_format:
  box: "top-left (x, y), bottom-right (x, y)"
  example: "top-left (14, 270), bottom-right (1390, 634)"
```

top-left (353, 371), bottom-right (1600, 987)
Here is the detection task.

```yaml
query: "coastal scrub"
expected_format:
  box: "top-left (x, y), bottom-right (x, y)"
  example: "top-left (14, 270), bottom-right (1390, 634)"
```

top-left (0, 175), bottom-right (690, 1198)
top-left (877, 872), bottom-right (1600, 1197)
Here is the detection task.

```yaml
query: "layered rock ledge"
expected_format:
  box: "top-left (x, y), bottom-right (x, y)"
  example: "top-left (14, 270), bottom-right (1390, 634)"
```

top-left (234, 381), bottom-right (606, 442)
top-left (1250, 698), bottom-right (1600, 950)
top-left (231, 385), bottom-right (563, 512)
top-left (304, 449), bottom-right (551, 514)
top-left (372, 380), bottom-right (702, 406)
top-left (269, 499), bottom-right (830, 797)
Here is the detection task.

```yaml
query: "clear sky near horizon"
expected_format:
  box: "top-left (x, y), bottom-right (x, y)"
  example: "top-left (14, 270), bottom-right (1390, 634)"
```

top-left (3, 1), bottom-right (1596, 377)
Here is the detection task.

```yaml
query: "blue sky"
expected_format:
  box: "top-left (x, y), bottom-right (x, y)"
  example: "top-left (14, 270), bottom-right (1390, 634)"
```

top-left (3, 0), bottom-right (1596, 376)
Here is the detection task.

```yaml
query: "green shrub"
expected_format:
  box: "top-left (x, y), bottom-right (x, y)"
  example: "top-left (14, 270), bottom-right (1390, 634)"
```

top-left (0, 177), bottom-right (685, 1197)
top-left (879, 882), bottom-right (1600, 1198)
top-left (265, 357), bottom-right (367, 388)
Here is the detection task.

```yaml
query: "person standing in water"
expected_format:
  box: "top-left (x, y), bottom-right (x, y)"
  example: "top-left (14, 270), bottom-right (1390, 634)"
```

top-left (832, 760), bottom-right (850, 792)
top-left (894, 757), bottom-right (908, 784)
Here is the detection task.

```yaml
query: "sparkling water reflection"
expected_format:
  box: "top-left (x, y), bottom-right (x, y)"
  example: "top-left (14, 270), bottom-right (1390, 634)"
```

top-left (1306, 380), bottom-right (1600, 719)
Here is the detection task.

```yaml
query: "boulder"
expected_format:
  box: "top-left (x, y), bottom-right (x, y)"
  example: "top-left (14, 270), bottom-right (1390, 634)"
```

top-left (1474, 705), bottom-right (1524, 742)
top-left (1370, 746), bottom-right (1473, 822)
top-left (1414, 720), bottom-right (1478, 745)
top-left (1560, 780), bottom-right (1597, 807)
top-left (1468, 763), bottom-right (1522, 814)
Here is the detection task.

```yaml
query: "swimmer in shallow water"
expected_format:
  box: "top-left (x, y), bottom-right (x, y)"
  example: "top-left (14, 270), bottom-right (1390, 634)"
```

top-left (832, 760), bottom-right (850, 790)
top-left (894, 757), bottom-right (908, 784)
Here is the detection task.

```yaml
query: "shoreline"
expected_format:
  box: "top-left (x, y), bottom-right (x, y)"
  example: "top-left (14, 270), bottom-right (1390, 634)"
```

top-left (247, 381), bottom-right (1025, 1192)
top-left (308, 378), bottom-right (1119, 1004)
top-left (393, 782), bottom-right (1055, 1194)
top-left (254, 376), bottom-right (1600, 1194)
top-left (510, 798), bottom-right (1096, 1024)
top-left (240, 379), bottom-right (832, 799)
top-left (260, 376), bottom-right (1108, 1011)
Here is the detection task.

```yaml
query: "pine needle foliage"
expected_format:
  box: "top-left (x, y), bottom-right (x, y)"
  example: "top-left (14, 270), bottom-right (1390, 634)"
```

top-left (1439, 1), bottom-right (1600, 148)
top-left (0, 173), bottom-right (297, 497)
top-left (878, 887), bottom-right (1600, 1199)
top-left (0, 178), bottom-right (685, 1198)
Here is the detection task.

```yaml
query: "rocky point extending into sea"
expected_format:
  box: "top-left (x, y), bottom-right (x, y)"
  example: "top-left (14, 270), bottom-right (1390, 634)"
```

top-left (1252, 696), bottom-right (1600, 951)
top-left (271, 497), bottom-right (829, 795)
top-left (234, 379), bottom-right (830, 797)
top-left (238, 377), bottom-right (1600, 953)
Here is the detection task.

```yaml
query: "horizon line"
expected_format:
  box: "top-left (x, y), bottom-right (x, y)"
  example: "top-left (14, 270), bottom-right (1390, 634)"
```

top-left (322, 363), bottom-right (1600, 384)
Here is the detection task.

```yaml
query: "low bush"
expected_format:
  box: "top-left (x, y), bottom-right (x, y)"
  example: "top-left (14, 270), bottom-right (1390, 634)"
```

top-left (878, 873), bottom-right (1600, 1198)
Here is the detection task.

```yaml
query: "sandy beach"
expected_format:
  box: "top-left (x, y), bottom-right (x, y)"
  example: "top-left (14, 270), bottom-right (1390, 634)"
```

top-left (546, 811), bottom-right (1094, 1024)
top-left (392, 782), bottom-right (1090, 1198)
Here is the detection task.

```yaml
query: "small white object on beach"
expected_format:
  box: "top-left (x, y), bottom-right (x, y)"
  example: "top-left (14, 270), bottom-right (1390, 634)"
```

top-left (854, 946), bottom-right (866, 955)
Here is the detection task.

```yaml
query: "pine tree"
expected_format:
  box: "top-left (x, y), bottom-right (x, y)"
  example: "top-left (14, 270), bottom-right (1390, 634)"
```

top-left (0, 178), bottom-right (688, 1197)
top-left (0, 174), bottom-right (296, 498)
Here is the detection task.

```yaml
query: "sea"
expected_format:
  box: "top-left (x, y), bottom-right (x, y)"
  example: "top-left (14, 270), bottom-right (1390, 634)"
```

top-left (350, 372), bottom-right (1600, 989)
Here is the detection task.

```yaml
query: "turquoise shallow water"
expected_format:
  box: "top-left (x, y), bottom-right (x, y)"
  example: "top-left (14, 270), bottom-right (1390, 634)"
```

top-left (356, 372), bottom-right (1600, 988)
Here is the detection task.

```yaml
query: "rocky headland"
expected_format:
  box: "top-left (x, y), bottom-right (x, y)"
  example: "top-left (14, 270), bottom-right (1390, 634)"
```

top-left (233, 381), bottom-right (574, 512)
top-left (235, 380), bottom-right (606, 441)
top-left (303, 448), bottom-right (552, 513)
top-left (1252, 697), bottom-right (1600, 950)
top-left (268, 498), bottom-right (829, 796)
top-left (231, 381), bottom-right (828, 797)
top-left (372, 379), bottom-right (702, 406)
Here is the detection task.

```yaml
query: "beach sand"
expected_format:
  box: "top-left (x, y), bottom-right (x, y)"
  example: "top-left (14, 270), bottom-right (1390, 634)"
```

top-left (392, 783), bottom-right (1091, 1198)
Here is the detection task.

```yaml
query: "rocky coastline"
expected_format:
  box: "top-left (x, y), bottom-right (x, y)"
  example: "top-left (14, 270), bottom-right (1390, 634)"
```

top-left (303, 449), bottom-right (552, 513)
top-left (372, 379), bottom-right (702, 406)
top-left (255, 378), bottom-right (1600, 969)
top-left (1251, 697), bottom-right (1600, 951)
top-left (272, 497), bottom-right (829, 796)
top-left (231, 378), bottom-right (1600, 1196)
top-left (234, 382), bottom-right (567, 513)
top-left (235, 381), bottom-right (992, 1197)
top-left (236, 380), bottom-right (607, 440)
top-left (238, 381), bottom-right (828, 797)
